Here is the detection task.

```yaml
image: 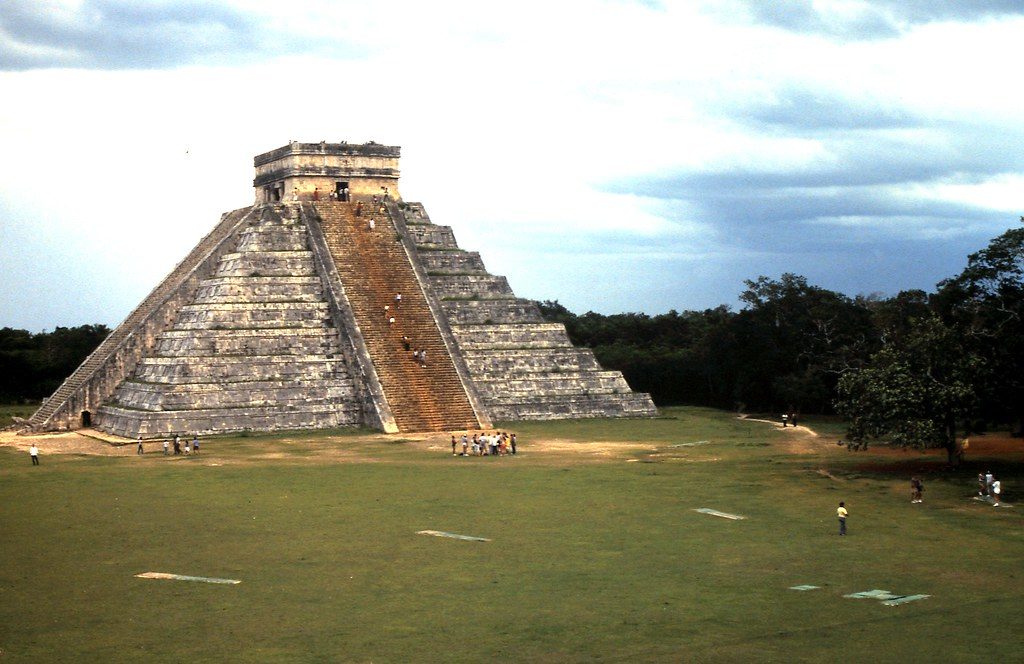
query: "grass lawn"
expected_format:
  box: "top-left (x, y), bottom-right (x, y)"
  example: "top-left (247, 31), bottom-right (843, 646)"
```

top-left (0, 403), bottom-right (39, 428)
top-left (1, 407), bottom-right (1022, 662)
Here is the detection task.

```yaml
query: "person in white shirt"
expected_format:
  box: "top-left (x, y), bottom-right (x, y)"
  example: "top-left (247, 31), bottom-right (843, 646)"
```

top-left (992, 479), bottom-right (1002, 506)
top-left (30, 444), bottom-right (39, 465)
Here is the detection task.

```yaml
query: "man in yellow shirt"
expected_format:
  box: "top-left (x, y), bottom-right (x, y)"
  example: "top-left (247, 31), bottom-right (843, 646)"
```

top-left (837, 502), bottom-right (848, 535)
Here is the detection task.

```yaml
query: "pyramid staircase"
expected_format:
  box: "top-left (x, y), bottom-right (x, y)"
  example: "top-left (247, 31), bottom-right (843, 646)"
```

top-left (314, 201), bottom-right (484, 432)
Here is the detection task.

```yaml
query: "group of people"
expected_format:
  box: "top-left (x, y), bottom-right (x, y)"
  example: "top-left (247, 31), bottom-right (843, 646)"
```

top-left (136, 434), bottom-right (201, 456)
top-left (978, 471), bottom-right (1003, 506)
top-left (781, 411), bottom-right (800, 427)
top-left (451, 432), bottom-right (518, 457)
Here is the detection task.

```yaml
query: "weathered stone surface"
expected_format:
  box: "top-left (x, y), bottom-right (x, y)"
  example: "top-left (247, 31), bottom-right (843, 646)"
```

top-left (432, 275), bottom-right (515, 300)
top-left (95, 206), bottom-right (365, 437)
top-left (408, 225), bottom-right (459, 248)
top-left (419, 250), bottom-right (487, 274)
top-left (441, 299), bottom-right (545, 325)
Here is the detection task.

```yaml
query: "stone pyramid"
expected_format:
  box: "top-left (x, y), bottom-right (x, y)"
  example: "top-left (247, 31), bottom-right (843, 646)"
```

top-left (28, 142), bottom-right (657, 436)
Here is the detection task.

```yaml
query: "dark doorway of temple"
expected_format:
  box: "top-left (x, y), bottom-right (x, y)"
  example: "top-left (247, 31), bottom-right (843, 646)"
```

top-left (336, 182), bottom-right (350, 202)
top-left (81, 411), bottom-right (91, 427)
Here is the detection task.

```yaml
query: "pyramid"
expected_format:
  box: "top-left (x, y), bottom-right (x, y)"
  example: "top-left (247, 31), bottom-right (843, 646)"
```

top-left (28, 141), bottom-right (657, 436)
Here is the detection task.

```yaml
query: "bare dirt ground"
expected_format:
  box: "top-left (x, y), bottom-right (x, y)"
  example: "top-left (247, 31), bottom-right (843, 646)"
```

top-left (737, 414), bottom-right (823, 454)
top-left (0, 428), bottom-right (657, 464)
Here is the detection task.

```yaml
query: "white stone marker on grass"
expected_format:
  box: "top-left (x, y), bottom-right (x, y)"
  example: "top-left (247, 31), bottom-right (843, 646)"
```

top-left (788, 585), bottom-right (820, 591)
top-left (135, 572), bottom-right (240, 585)
top-left (882, 594), bottom-right (930, 606)
top-left (416, 530), bottom-right (490, 542)
top-left (693, 508), bottom-right (747, 520)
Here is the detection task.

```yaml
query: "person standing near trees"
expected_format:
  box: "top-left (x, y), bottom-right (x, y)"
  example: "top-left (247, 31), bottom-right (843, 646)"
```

top-left (837, 501), bottom-right (848, 535)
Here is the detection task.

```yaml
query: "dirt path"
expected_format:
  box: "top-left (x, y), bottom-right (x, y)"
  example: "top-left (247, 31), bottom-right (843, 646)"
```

top-left (736, 414), bottom-right (825, 454)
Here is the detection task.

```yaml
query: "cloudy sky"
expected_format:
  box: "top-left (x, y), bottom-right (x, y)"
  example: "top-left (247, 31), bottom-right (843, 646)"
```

top-left (1, 0), bottom-right (1021, 331)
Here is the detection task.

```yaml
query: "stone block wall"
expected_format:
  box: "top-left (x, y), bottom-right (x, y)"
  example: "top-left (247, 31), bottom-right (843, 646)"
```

top-left (96, 206), bottom-right (368, 438)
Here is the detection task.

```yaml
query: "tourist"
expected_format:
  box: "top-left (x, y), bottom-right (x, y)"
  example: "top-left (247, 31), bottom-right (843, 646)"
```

top-left (452, 435), bottom-right (457, 456)
top-left (388, 316), bottom-right (396, 326)
top-left (313, 187), bottom-right (320, 201)
top-left (402, 335), bottom-right (411, 351)
top-left (781, 413), bottom-right (788, 427)
top-left (163, 438), bottom-right (169, 455)
top-left (369, 218), bottom-right (375, 231)
top-left (790, 412), bottom-right (798, 427)
top-left (192, 435), bottom-right (199, 455)
top-left (511, 433), bottom-right (517, 455)
top-left (472, 433), bottom-right (480, 455)
top-left (992, 478), bottom-right (1002, 506)
top-left (978, 472), bottom-right (987, 496)
top-left (911, 477), bottom-right (923, 503)
top-left (461, 434), bottom-right (468, 456)
top-left (985, 470), bottom-right (994, 495)
top-left (30, 444), bottom-right (39, 466)
top-left (395, 293), bottom-right (402, 307)
top-left (837, 501), bottom-right (848, 535)
top-left (355, 201), bottom-right (363, 217)
top-left (419, 349), bottom-right (427, 367)
top-left (137, 436), bottom-right (144, 455)
top-left (173, 435), bottom-right (181, 455)
top-left (490, 435), bottom-right (499, 457)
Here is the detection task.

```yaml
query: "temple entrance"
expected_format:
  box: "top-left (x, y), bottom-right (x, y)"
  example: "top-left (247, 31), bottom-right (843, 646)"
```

top-left (81, 410), bottom-right (92, 427)
top-left (336, 182), bottom-right (350, 202)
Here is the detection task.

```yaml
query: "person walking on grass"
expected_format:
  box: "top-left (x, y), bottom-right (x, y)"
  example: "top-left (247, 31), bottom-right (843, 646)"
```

top-left (837, 501), bottom-right (848, 535)
top-left (192, 436), bottom-right (199, 455)
top-left (163, 438), bottom-right (169, 455)
top-left (137, 436), bottom-right (144, 455)
top-left (30, 444), bottom-right (39, 466)
top-left (911, 477), bottom-right (923, 503)
top-left (992, 479), bottom-right (1002, 506)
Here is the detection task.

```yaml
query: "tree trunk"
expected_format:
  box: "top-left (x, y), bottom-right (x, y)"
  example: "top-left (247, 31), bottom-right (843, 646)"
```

top-left (945, 417), bottom-right (959, 467)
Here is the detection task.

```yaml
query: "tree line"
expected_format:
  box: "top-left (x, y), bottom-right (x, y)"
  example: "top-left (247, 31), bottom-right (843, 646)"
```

top-left (540, 222), bottom-right (1023, 460)
top-left (0, 325), bottom-right (111, 402)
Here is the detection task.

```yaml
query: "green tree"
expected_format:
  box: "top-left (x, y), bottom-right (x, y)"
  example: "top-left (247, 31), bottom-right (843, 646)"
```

top-left (836, 315), bottom-right (980, 464)
top-left (934, 224), bottom-right (1024, 434)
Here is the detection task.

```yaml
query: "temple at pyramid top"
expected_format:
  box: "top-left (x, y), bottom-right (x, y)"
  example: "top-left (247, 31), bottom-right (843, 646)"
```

top-left (28, 140), bottom-right (658, 437)
top-left (253, 141), bottom-right (401, 204)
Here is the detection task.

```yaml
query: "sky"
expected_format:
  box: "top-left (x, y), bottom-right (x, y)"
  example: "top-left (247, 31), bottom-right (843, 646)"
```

top-left (1, 0), bottom-right (1022, 331)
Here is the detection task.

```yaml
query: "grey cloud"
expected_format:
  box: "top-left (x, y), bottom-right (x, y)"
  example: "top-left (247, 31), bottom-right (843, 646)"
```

top-left (739, 89), bottom-right (918, 131)
top-left (626, 124), bottom-right (1024, 195)
top-left (0, 0), bottom-right (361, 70)
top-left (735, 0), bottom-right (1024, 40)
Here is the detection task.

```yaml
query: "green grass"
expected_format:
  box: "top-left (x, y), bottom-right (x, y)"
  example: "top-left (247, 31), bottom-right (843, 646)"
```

top-left (1, 407), bottom-right (1022, 662)
top-left (0, 403), bottom-right (38, 427)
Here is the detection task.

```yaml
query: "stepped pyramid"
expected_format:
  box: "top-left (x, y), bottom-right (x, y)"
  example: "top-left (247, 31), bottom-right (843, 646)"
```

top-left (29, 141), bottom-right (657, 436)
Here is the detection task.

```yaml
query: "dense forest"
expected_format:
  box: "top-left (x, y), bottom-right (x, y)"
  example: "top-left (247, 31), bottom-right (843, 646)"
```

top-left (3, 223), bottom-right (1020, 455)
top-left (0, 324), bottom-right (111, 402)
